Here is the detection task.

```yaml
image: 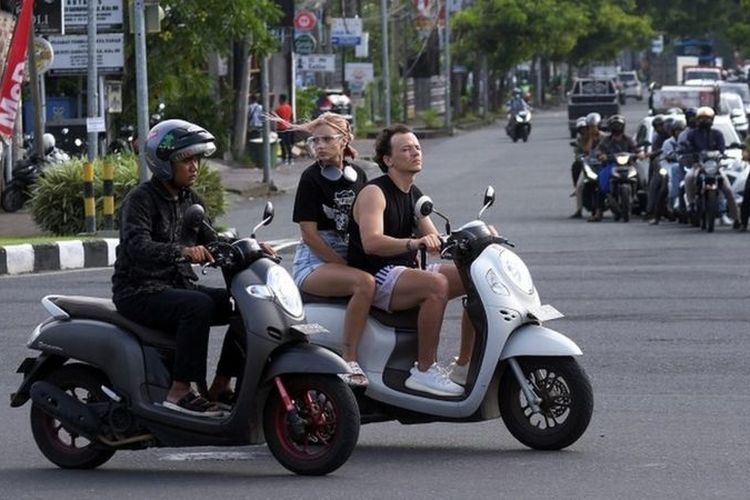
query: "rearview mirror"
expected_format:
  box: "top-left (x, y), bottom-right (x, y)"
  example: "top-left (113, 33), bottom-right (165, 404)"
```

top-left (262, 201), bottom-right (274, 226)
top-left (183, 204), bottom-right (206, 231)
top-left (483, 186), bottom-right (496, 208)
top-left (414, 195), bottom-right (434, 218)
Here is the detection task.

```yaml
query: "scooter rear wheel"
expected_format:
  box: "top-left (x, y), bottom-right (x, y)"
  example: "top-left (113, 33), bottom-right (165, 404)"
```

top-left (499, 356), bottom-right (593, 450)
top-left (30, 364), bottom-right (115, 469)
top-left (263, 375), bottom-right (359, 476)
top-left (1, 183), bottom-right (27, 213)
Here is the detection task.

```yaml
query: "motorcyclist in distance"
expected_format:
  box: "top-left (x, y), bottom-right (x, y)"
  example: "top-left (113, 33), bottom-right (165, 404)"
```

top-left (506, 87), bottom-right (531, 131)
top-left (570, 112), bottom-right (604, 219)
top-left (589, 114), bottom-right (638, 222)
top-left (682, 106), bottom-right (741, 229)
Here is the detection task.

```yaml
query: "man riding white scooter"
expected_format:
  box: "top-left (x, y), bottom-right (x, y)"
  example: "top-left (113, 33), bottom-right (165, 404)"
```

top-left (506, 88), bottom-right (531, 134)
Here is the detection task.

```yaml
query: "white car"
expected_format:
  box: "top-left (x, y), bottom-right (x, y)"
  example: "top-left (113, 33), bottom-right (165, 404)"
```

top-left (618, 71), bottom-right (643, 100)
top-left (720, 92), bottom-right (749, 138)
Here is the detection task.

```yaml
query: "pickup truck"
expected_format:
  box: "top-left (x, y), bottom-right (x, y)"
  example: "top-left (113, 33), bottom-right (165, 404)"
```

top-left (567, 78), bottom-right (620, 137)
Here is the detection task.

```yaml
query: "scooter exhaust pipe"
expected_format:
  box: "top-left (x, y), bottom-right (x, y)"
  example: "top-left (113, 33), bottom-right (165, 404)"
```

top-left (30, 381), bottom-right (101, 440)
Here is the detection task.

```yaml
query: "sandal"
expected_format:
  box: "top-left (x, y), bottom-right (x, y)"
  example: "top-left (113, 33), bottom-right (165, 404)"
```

top-left (341, 361), bottom-right (369, 387)
top-left (163, 392), bottom-right (224, 418)
top-left (212, 390), bottom-right (236, 411)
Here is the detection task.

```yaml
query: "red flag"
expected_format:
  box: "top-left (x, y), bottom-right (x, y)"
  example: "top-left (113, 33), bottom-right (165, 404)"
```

top-left (0, 0), bottom-right (33, 141)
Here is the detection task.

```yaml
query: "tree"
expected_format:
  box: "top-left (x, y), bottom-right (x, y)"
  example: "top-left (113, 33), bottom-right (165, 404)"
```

top-left (119, 0), bottom-right (281, 156)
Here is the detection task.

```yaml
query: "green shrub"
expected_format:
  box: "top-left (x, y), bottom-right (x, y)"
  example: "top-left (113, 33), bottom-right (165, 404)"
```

top-left (31, 154), bottom-right (225, 235)
top-left (420, 109), bottom-right (441, 129)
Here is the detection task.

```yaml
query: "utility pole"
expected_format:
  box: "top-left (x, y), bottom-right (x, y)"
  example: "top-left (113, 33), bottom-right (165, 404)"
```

top-left (443, 0), bottom-right (451, 130)
top-left (261, 54), bottom-right (272, 183)
top-left (380, 0), bottom-right (391, 126)
top-left (27, 31), bottom-right (44, 159)
top-left (86, 0), bottom-right (98, 161)
top-left (134, 0), bottom-right (150, 183)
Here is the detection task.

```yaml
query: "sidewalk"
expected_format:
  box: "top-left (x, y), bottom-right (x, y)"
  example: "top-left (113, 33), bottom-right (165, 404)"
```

top-left (0, 136), bottom-right (379, 275)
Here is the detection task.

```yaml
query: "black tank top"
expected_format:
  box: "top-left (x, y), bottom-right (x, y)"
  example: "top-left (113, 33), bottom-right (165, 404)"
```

top-left (347, 175), bottom-right (423, 275)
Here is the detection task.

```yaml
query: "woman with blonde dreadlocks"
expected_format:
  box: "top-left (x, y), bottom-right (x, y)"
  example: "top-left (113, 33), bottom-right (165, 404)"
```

top-left (291, 112), bottom-right (373, 386)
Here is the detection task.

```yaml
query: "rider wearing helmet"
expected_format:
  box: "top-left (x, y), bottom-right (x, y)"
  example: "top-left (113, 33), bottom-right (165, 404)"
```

top-left (588, 115), bottom-right (638, 222)
top-left (683, 106), bottom-right (741, 228)
top-left (112, 119), bottom-right (248, 417)
top-left (651, 114), bottom-right (670, 152)
top-left (569, 113), bottom-right (606, 218)
top-left (506, 87), bottom-right (530, 127)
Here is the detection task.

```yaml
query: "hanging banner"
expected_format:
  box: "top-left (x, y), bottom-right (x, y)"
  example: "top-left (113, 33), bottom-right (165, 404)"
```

top-left (0, 0), bottom-right (33, 140)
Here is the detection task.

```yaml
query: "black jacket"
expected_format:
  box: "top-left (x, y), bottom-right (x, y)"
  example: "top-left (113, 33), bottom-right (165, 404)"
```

top-left (112, 179), bottom-right (214, 302)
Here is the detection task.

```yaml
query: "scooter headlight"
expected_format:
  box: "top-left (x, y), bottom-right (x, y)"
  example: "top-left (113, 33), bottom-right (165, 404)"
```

top-left (247, 266), bottom-right (304, 318)
top-left (485, 268), bottom-right (510, 296)
top-left (499, 250), bottom-right (534, 295)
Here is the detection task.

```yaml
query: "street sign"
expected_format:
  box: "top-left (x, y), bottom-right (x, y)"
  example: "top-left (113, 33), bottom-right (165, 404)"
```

top-left (293, 10), bottom-right (316, 32)
top-left (86, 116), bottom-right (106, 133)
top-left (331, 17), bottom-right (361, 46)
top-left (298, 54), bottom-right (335, 72)
top-left (48, 33), bottom-right (124, 74)
top-left (294, 33), bottom-right (316, 55)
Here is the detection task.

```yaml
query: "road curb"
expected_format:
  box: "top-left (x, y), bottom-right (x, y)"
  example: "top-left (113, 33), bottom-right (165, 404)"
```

top-left (0, 239), bottom-right (118, 276)
top-left (0, 238), bottom-right (299, 276)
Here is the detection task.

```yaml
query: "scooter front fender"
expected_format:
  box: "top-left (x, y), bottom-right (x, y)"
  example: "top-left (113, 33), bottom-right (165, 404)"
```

top-left (499, 324), bottom-right (583, 360)
top-left (263, 342), bottom-right (351, 382)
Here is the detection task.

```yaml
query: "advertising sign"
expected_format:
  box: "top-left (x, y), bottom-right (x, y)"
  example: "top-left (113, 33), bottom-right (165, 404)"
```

top-left (298, 54), bottom-right (336, 72)
top-left (345, 62), bottom-right (373, 92)
top-left (0, 0), bottom-right (33, 140)
top-left (294, 33), bottom-right (316, 55)
top-left (48, 33), bottom-right (124, 74)
top-left (331, 17), bottom-right (361, 46)
top-left (65, 0), bottom-right (123, 32)
top-left (34, 0), bottom-right (65, 34)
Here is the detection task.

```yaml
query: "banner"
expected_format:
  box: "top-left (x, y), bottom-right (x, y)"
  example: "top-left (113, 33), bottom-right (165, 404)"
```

top-left (0, 0), bottom-right (33, 141)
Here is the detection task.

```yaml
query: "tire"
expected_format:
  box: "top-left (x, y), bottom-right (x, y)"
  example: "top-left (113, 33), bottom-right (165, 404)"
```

top-left (263, 375), bottom-right (359, 476)
top-left (30, 364), bottom-right (115, 469)
top-left (499, 357), bottom-right (593, 451)
top-left (1, 183), bottom-right (27, 213)
top-left (620, 184), bottom-right (632, 222)
top-left (705, 190), bottom-right (717, 233)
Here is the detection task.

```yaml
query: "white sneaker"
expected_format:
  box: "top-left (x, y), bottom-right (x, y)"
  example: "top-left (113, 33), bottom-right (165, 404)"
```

top-left (405, 362), bottom-right (464, 396)
top-left (448, 357), bottom-right (469, 385)
top-left (720, 214), bottom-right (733, 226)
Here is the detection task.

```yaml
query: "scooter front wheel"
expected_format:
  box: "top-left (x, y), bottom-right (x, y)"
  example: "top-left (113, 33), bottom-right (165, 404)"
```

top-left (29, 364), bottom-right (116, 469)
top-left (263, 375), bottom-right (359, 476)
top-left (499, 356), bottom-right (593, 450)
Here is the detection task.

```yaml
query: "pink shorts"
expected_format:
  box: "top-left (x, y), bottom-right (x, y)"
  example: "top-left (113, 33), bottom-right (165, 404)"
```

top-left (372, 263), bottom-right (442, 312)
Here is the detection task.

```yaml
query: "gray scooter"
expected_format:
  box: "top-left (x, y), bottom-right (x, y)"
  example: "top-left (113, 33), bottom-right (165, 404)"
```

top-left (9, 203), bottom-right (360, 476)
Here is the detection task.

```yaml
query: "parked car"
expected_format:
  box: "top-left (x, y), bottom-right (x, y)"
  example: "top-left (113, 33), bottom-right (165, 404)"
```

top-left (720, 92), bottom-right (749, 138)
top-left (618, 71), bottom-right (643, 100)
top-left (718, 81), bottom-right (750, 117)
top-left (566, 77), bottom-right (620, 138)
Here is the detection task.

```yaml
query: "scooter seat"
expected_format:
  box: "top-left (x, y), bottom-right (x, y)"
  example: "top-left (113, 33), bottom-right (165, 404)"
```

top-left (48, 295), bottom-right (176, 349)
top-left (301, 292), bottom-right (418, 330)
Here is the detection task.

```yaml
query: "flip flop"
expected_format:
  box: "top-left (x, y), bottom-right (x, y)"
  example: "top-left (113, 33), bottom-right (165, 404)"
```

top-left (163, 392), bottom-right (223, 418)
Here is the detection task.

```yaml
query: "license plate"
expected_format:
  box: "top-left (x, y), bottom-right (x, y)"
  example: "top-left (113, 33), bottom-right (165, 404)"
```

top-left (528, 304), bottom-right (564, 322)
top-left (290, 323), bottom-right (329, 336)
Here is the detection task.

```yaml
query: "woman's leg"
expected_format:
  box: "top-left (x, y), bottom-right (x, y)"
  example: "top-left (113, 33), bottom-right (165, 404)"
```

top-left (302, 263), bottom-right (376, 361)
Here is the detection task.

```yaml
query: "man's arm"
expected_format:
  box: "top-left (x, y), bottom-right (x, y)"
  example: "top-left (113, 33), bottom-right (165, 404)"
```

top-left (353, 185), bottom-right (412, 256)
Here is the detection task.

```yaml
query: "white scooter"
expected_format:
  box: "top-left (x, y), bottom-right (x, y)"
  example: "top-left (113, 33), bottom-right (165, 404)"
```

top-left (304, 187), bottom-right (593, 450)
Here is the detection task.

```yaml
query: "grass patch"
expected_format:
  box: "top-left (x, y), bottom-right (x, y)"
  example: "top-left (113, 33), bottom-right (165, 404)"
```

top-left (0, 235), bottom-right (100, 246)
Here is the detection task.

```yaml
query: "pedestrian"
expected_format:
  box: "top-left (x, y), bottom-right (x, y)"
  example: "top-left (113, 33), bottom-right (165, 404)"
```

top-left (247, 94), bottom-right (263, 140)
top-left (275, 94), bottom-right (294, 165)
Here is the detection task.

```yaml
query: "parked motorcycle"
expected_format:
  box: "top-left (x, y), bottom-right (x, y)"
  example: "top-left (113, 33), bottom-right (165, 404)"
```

top-left (1, 133), bottom-right (69, 213)
top-left (303, 187), bottom-right (593, 451)
top-left (9, 203), bottom-right (360, 476)
top-left (506, 110), bottom-right (532, 143)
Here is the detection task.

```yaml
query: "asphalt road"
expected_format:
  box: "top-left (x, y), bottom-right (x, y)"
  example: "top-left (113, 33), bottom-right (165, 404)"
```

top-left (1, 100), bottom-right (749, 499)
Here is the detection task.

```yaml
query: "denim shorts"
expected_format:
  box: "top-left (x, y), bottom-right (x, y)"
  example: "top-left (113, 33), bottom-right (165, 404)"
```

top-left (292, 231), bottom-right (348, 288)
